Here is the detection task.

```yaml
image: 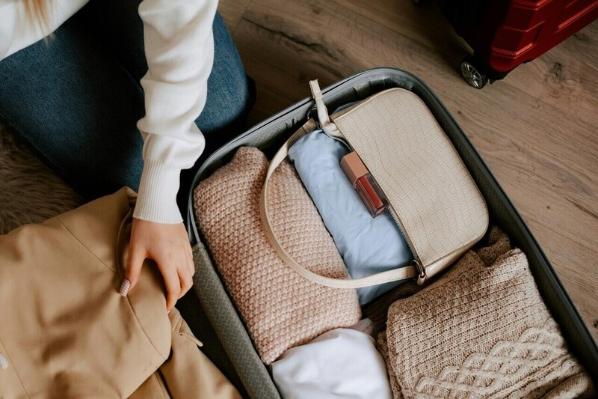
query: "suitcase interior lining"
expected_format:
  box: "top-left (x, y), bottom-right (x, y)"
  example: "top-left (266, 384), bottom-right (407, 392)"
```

top-left (187, 68), bottom-right (598, 398)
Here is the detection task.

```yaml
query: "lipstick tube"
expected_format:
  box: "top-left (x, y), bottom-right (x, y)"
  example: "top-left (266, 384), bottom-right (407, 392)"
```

top-left (340, 151), bottom-right (388, 217)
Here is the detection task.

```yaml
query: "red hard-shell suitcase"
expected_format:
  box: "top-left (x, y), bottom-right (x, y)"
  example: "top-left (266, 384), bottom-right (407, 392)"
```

top-left (439, 0), bottom-right (598, 88)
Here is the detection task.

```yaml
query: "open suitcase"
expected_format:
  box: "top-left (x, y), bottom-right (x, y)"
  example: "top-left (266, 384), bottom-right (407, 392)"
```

top-left (184, 68), bottom-right (598, 398)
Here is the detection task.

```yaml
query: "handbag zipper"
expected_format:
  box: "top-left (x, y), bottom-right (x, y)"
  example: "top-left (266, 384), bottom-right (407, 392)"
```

top-left (387, 206), bottom-right (426, 284)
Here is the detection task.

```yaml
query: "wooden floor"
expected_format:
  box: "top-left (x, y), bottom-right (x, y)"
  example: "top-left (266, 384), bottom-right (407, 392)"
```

top-left (219, 0), bottom-right (598, 341)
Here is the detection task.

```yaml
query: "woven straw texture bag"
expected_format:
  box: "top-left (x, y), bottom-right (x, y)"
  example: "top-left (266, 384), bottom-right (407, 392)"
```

top-left (194, 147), bottom-right (361, 364)
top-left (260, 84), bottom-right (489, 289)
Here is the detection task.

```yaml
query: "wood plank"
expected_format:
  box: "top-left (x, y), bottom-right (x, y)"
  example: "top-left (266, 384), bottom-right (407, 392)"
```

top-left (218, 0), bottom-right (252, 31)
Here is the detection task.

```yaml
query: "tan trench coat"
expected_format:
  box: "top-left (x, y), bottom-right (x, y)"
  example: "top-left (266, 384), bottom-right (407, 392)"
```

top-left (0, 188), bottom-right (240, 398)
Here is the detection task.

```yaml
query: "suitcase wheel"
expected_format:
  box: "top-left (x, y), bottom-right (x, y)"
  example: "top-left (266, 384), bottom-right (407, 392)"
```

top-left (460, 57), bottom-right (489, 89)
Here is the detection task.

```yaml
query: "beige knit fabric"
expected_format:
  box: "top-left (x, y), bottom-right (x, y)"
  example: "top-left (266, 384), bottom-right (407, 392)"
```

top-left (381, 228), bottom-right (594, 398)
top-left (194, 147), bottom-right (361, 364)
top-left (377, 331), bottom-right (403, 399)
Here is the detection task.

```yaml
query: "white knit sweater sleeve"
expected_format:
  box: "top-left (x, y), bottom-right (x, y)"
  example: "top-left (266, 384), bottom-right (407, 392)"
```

top-left (134, 0), bottom-right (218, 224)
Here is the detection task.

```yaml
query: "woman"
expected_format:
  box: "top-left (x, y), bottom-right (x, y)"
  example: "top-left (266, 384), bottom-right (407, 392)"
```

top-left (0, 0), bottom-right (251, 311)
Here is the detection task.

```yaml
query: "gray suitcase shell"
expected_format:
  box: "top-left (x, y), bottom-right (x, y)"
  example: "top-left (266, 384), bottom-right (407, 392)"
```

top-left (185, 68), bottom-right (598, 398)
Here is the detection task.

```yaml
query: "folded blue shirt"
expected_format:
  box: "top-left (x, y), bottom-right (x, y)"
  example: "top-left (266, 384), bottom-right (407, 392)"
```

top-left (288, 130), bottom-right (412, 305)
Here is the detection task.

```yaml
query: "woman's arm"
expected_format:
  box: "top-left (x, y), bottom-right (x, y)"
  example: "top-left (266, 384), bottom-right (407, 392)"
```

top-left (134, 0), bottom-right (218, 224)
top-left (123, 0), bottom-right (219, 311)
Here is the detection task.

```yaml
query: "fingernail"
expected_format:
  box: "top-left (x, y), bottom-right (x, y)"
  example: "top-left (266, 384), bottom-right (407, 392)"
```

top-left (119, 279), bottom-right (131, 297)
top-left (0, 354), bottom-right (8, 370)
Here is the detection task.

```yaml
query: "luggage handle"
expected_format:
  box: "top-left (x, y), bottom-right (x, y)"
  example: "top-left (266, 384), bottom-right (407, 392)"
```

top-left (258, 80), bottom-right (418, 289)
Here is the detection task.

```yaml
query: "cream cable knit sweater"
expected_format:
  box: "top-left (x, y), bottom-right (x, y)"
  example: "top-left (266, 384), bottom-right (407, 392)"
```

top-left (378, 229), bottom-right (594, 398)
top-left (0, 0), bottom-right (217, 223)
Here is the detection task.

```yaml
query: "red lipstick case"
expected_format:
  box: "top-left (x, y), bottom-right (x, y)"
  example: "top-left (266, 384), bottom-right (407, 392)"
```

top-left (340, 151), bottom-right (388, 217)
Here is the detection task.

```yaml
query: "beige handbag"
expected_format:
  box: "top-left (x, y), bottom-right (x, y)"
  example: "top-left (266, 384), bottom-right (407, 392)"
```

top-left (261, 81), bottom-right (489, 287)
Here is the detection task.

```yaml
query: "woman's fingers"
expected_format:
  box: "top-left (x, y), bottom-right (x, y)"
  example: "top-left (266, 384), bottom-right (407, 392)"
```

top-left (122, 244), bottom-right (146, 296)
top-left (185, 244), bottom-right (195, 279)
top-left (127, 218), bottom-right (196, 312)
top-left (178, 266), bottom-right (193, 299)
top-left (178, 244), bottom-right (194, 299)
top-left (157, 257), bottom-right (181, 312)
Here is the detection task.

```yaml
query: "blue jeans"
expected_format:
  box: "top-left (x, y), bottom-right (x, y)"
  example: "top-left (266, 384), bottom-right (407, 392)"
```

top-left (0, 0), bottom-right (251, 199)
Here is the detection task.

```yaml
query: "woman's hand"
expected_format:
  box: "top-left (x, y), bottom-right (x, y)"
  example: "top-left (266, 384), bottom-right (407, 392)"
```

top-left (121, 218), bottom-right (195, 312)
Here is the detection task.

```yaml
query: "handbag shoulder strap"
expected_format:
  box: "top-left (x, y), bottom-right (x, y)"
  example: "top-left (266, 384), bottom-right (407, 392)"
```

top-left (258, 81), bottom-right (418, 289)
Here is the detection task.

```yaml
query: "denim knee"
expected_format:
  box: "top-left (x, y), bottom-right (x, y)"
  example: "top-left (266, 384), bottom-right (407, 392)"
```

top-left (195, 13), bottom-right (251, 135)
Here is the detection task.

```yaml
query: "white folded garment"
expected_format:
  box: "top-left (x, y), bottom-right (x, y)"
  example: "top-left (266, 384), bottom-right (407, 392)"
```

top-left (272, 328), bottom-right (392, 399)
